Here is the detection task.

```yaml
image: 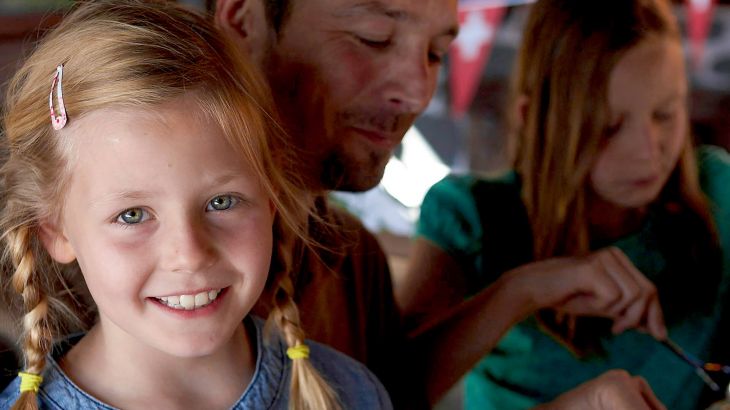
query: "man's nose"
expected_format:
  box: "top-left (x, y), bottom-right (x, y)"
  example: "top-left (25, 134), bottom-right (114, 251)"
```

top-left (160, 216), bottom-right (216, 274)
top-left (383, 48), bottom-right (434, 114)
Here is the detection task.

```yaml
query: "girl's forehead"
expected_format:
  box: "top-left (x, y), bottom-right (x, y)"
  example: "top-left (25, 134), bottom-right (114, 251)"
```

top-left (608, 37), bottom-right (685, 109)
top-left (63, 104), bottom-right (264, 189)
top-left (64, 96), bottom-right (217, 139)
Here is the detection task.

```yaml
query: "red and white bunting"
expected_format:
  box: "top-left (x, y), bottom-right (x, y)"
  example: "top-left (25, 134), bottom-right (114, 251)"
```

top-left (449, 3), bottom-right (506, 119)
top-left (686, 0), bottom-right (717, 69)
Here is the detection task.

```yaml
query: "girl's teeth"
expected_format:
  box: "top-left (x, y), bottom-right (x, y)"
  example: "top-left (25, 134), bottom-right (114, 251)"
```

top-left (180, 295), bottom-right (195, 310)
top-left (156, 289), bottom-right (221, 310)
top-left (194, 292), bottom-right (209, 307)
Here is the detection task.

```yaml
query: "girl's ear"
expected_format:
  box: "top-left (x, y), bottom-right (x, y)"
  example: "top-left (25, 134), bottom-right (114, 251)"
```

top-left (39, 221), bottom-right (76, 264)
top-left (269, 199), bottom-right (277, 219)
top-left (514, 94), bottom-right (530, 130)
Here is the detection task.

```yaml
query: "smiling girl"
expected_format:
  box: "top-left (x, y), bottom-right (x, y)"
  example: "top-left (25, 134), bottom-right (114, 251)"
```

top-left (0, 1), bottom-right (390, 409)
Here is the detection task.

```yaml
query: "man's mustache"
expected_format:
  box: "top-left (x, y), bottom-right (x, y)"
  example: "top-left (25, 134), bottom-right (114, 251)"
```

top-left (339, 110), bottom-right (414, 133)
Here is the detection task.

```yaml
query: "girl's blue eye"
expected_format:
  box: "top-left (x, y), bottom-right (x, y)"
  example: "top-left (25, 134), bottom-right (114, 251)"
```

top-left (117, 208), bottom-right (147, 225)
top-left (207, 195), bottom-right (238, 212)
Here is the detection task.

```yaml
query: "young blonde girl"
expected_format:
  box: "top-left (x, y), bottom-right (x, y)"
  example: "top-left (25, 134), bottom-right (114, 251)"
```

top-left (0, 1), bottom-right (390, 409)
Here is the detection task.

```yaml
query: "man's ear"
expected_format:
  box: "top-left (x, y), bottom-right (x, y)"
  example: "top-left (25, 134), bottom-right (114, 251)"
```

top-left (215, 0), bottom-right (274, 66)
top-left (39, 221), bottom-right (76, 264)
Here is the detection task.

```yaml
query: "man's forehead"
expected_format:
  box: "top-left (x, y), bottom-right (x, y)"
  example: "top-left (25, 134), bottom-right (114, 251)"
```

top-left (333, 1), bottom-right (410, 20)
top-left (305, 0), bottom-right (458, 35)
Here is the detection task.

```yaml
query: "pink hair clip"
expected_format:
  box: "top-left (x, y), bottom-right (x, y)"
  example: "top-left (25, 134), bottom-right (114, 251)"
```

top-left (49, 65), bottom-right (67, 130)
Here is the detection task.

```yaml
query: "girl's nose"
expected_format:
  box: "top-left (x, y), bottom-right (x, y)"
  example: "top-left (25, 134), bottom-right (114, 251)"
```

top-left (160, 217), bottom-right (216, 274)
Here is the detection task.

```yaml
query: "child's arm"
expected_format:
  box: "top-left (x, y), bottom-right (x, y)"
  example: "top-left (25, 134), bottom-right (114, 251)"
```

top-left (405, 244), bottom-right (666, 405)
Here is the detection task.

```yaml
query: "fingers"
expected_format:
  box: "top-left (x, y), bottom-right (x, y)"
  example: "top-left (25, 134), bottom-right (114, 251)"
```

top-left (599, 248), bottom-right (643, 318)
top-left (645, 296), bottom-right (666, 340)
top-left (538, 369), bottom-right (667, 410)
top-left (635, 375), bottom-right (667, 410)
top-left (546, 247), bottom-right (666, 339)
top-left (605, 248), bottom-right (666, 339)
top-left (597, 370), bottom-right (667, 410)
top-left (556, 249), bottom-right (638, 316)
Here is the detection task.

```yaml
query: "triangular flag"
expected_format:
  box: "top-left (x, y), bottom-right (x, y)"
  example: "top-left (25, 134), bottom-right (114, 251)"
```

top-left (449, 3), bottom-right (506, 119)
top-left (686, 0), bottom-right (717, 69)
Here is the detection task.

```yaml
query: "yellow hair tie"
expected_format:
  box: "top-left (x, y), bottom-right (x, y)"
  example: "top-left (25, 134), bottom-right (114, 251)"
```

top-left (287, 344), bottom-right (310, 360)
top-left (19, 372), bottom-right (43, 393)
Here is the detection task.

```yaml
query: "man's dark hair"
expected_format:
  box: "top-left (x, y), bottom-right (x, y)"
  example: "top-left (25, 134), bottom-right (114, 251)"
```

top-left (206, 0), bottom-right (291, 32)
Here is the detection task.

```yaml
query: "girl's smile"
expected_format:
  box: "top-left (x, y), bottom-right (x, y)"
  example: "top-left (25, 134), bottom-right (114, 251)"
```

top-left (150, 287), bottom-right (230, 318)
top-left (153, 288), bottom-right (223, 310)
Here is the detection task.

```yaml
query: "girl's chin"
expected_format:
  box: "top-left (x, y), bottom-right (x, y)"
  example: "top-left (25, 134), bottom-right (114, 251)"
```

top-left (150, 327), bottom-right (242, 359)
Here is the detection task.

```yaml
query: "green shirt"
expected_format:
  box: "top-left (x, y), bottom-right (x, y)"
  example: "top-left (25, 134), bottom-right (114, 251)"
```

top-left (417, 145), bottom-right (730, 410)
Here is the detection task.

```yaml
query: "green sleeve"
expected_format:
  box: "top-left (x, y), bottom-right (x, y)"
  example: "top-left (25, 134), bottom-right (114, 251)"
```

top-left (698, 145), bottom-right (730, 292)
top-left (416, 175), bottom-right (484, 260)
top-left (698, 145), bottom-right (730, 240)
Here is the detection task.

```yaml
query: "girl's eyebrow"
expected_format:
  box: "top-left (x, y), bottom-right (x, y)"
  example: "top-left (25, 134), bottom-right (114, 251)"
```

top-left (90, 190), bottom-right (155, 207)
top-left (657, 92), bottom-right (685, 106)
top-left (209, 173), bottom-right (245, 186)
top-left (89, 173), bottom-right (253, 206)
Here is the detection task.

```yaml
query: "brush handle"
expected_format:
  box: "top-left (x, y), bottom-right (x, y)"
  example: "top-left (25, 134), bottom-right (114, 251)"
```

top-left (662, 339), bottom-right (720, 391)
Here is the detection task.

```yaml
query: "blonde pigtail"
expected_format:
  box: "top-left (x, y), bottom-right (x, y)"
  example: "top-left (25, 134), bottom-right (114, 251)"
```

top-left (269, 273), bottom-right (341, 410)
top-left (264, 230), bottom-right (340, 410)
top-left (7, 226), bottom-right (52, 410)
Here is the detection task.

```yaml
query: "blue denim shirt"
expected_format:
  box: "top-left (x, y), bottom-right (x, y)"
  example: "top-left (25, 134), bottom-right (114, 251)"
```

top-left (0, 316), bottom-right (392, 409)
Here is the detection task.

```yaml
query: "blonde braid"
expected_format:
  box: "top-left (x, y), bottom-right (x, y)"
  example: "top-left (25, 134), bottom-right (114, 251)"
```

top-left (7, 226), bottom-right (52, 410)
top-left (265, 226), bottom-right (340, 410)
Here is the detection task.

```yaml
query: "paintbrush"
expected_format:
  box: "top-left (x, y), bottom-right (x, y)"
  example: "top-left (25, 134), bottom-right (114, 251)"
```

top-left (662, 338), bottom-right (721, 392)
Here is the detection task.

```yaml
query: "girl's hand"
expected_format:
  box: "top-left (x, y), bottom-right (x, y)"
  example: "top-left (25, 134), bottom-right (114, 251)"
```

top-left (503, 247), bottom-right (666, 340)
top-left (535, 370), bottom-right (667, 410)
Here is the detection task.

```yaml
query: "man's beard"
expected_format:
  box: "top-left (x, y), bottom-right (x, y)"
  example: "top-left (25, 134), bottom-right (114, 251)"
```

top-left (320, 148), bottom-right (388, 192)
